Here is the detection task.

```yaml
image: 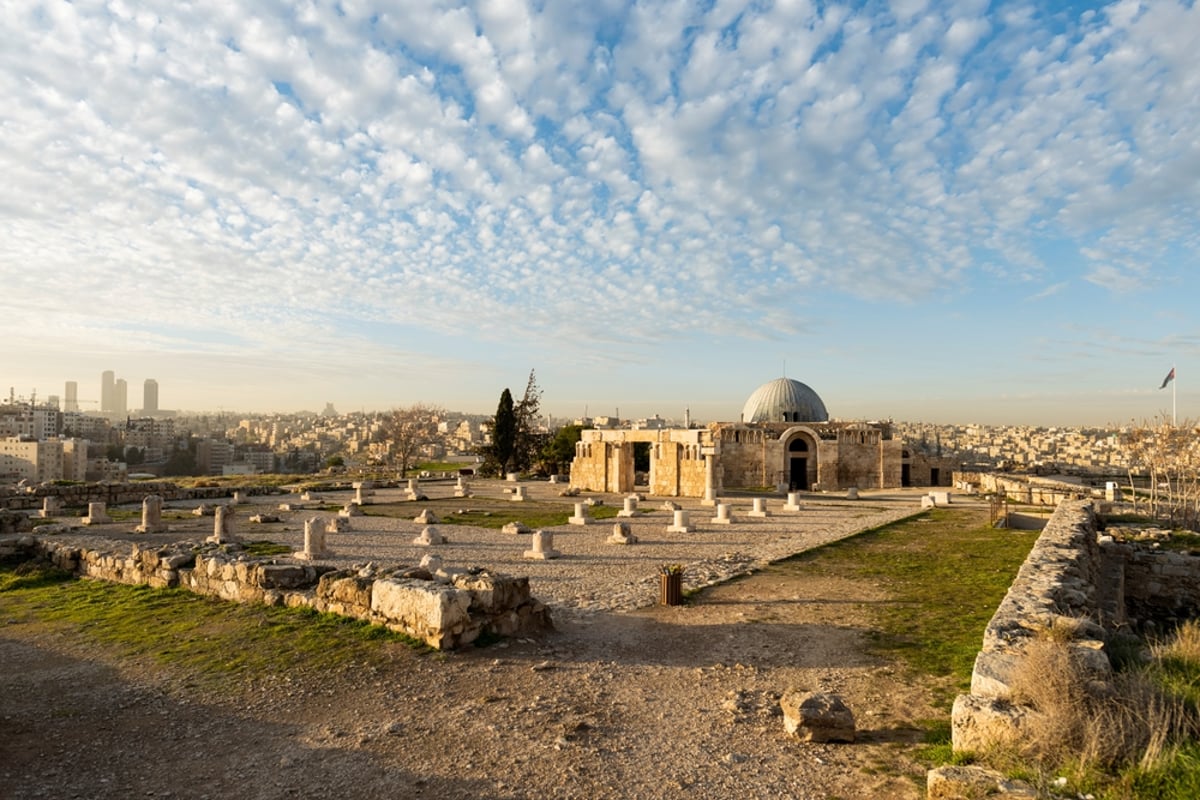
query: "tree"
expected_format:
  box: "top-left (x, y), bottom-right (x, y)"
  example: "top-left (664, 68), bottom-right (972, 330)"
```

top-left (384, 404), bottom-right (445, 478)
top-left (512, 370), bottom-right (544, 473)
top-left (478, 371), bottom-right (546, 476)
top-left (163, 440), bottom-right (198, 477)
top-left (488, 389), bottom-right (516, 475)
top-left (1120, 415), bottom-right (1200, 529)
top-left (541, 424), bottom-right (584, 476)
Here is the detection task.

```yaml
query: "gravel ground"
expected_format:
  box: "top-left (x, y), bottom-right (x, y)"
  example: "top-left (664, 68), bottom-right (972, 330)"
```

top-left (67, 478), bottom-right (928, 618)
top-left (2, 481), bottom-right (950, 800)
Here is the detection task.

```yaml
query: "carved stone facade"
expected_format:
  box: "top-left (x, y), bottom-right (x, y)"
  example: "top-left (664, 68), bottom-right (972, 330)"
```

top-left (570, 420), bottom-right (954, 497)
top-left (569, 378), bottom-right (956, 497)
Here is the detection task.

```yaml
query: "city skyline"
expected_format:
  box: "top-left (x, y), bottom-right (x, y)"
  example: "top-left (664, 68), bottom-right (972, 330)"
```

top-left (3, 2), bottom-right (1198, 427)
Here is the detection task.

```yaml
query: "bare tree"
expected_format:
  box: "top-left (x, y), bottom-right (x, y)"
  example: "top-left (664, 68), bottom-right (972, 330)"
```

top-left (512, 370), bottom-right (544, 473)
top-left (1120, 415), bottom-right (1200, 529)
top-left (383, 404), bottom-right (445, 479)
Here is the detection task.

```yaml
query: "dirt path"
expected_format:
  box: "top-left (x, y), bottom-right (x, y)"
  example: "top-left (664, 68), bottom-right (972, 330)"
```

top-left (0, 558), bottom-right (942, 799)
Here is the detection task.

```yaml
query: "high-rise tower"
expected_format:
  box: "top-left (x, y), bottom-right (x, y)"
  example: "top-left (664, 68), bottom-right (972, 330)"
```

top-left (115, 378), bottom-right (128, 417)
top-left (143, 379), bottom-right (159, 415)
top-left (65, 381), bottom-right (79, 412)
top-left (100, 371), bottom-right (115, 414)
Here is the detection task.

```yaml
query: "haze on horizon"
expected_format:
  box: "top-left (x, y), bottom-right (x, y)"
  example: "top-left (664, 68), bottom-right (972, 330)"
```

top-left (2, 1), bottom-right (1197, 429)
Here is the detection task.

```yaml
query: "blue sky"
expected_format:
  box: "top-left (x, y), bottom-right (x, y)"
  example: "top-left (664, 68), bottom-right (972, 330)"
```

top-left (2, 0), bottom-right (1198, 426)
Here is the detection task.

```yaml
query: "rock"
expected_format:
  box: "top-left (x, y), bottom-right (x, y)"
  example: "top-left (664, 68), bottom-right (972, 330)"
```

top-left (951, 693), bottom-right (1033, 753)
top-left (780, 690), bottom-right (856, 743)
top-left (606, 522), bottom-right (637, 545)
top-left (926, 765), bottom-right (1037, 799)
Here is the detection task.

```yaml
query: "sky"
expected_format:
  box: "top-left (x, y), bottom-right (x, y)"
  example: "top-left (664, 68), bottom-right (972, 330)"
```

top-left (2, 0), bottom-right (1198, 427)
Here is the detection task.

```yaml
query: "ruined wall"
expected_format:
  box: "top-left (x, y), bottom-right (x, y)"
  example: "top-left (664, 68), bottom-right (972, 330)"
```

top-left (677, 447), bottom-right (707, 497)
top-left (569, 439), bottom-right (611, 493)
top-left (949, 501), bottom-right (1200, 759)
top-left (607, 443), bottom-right (635, 494)
top-left (572, 429), bottom-right (709, 497)
top-left (647, 440), bottom-right (706, 497)
top-left (1100, 533), bottom-right (1200, 625)
top-left (951, 501), bottom-right (1111, 753)
top-left (955, 472), bottom-right (1092, 506)
top-left (1, 481), bottom-right (276, 512)
top-left (2, 535), bottom-right (551, 650)
top-left (649, 441), bottom-right (681, 496)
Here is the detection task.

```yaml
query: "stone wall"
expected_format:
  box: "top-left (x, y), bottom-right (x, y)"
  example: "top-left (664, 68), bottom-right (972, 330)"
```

top-left (2, 535), bottom-right (551, 650)
top-left (954, 471), bottom-right (1093, 506)
top-left (571, 429), bottom-right (708, 496)
top-left (1100, 532), bottom-right (1200, 626)
top-left (949, 501), bottom-right (1200, 759)
top-left (951, 500), bottom-right (1111, 753)
top-left (0, 481), bottom-right (276, 512)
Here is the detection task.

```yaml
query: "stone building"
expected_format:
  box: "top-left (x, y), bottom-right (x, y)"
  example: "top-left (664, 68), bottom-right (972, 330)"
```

top-left (569, 377), bottom-right (955, 498)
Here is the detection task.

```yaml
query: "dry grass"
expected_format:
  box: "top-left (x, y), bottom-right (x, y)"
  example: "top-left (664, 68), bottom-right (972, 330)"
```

top-left (1154, 620), bottom-right (1200, 668)
top-left (1005, 631), bottom-right (1195, 782)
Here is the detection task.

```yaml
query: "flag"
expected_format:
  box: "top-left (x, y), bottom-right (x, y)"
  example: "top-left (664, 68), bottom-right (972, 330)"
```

top-left (1160, 367), bottom-right (1176, 390)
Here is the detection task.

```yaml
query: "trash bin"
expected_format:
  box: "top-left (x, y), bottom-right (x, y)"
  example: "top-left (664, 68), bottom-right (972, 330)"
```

top-left (659, 568), bottom-right (683, 606)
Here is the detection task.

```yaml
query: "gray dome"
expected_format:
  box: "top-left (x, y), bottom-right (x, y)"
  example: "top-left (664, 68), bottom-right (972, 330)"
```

top-left (741, 378), bottom-right (829, 423)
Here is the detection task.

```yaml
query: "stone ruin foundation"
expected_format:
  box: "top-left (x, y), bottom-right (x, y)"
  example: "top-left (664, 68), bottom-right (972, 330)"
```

top-left (1, 534), bottom-right (552, 651)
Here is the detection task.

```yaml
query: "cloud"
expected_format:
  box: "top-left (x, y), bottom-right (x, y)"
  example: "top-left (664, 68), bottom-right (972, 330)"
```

top-left (0, 0), bottom-right (1197, 404)
top-left (1027, 281), bottom-right (1069, 300)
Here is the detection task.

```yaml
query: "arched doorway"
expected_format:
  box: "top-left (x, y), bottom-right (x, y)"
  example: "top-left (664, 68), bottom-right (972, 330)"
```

top-left (788, 437), bottom-right (809, 490)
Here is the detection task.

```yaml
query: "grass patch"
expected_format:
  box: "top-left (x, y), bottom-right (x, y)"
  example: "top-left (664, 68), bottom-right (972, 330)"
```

top-left (1156, 532), bottom-right (1200, 555)
top-left (241, 541), bottom-right (293, 557)
top-left (363, 498), bottom-right (620, 529)
top-left (414, 461), bottom-right (469, 474)
top-left (769, 508), bottom-right (1039, 704)
top-left (0, 564), bottom-right (427, 687)
top-left (1104, 513), bottom-right (1159, 525)
top-left (0, 561), bottom-right (75, 592)
top-left (168, 473), bottom-right (305, 490)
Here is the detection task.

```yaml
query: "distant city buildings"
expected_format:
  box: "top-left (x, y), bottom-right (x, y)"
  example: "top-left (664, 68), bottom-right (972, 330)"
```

top-left (0, 373), bottom-right (1193, 486)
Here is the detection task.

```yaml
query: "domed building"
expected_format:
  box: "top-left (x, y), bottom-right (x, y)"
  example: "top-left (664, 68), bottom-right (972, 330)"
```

top-left (740, 377), bottom-right (829, 423)
top-left (569, 376), bottom-right (954, 498)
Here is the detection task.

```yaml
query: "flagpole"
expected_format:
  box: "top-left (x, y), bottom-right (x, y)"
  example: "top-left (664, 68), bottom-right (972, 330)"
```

top-left (1173, 363), bottom-right (1177, 427)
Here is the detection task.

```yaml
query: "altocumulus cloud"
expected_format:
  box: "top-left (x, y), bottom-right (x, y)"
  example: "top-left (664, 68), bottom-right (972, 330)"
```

top-left (1, 0), bottom-right (1197, 364)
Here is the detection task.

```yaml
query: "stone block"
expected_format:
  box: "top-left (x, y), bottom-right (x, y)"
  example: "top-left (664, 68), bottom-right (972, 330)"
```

top-left (452, 572), bottom-right (532, 614)
top-left (780, 690), bottom-right (855, 743)
top-left (951, 693), bottom-right (1033, 753)
top-left (318, 571), bottom-right (374, 607)
top-left (371, 578), bottom-right (473, 649)
top-left (970, 651), bottom-right (1021, 699)
top-left (257, 563), bottom-right (314, 590)
top-left (606, 522), bottom-right (638, 544)
top-left (926, 766), bottom-right (1037, 800)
